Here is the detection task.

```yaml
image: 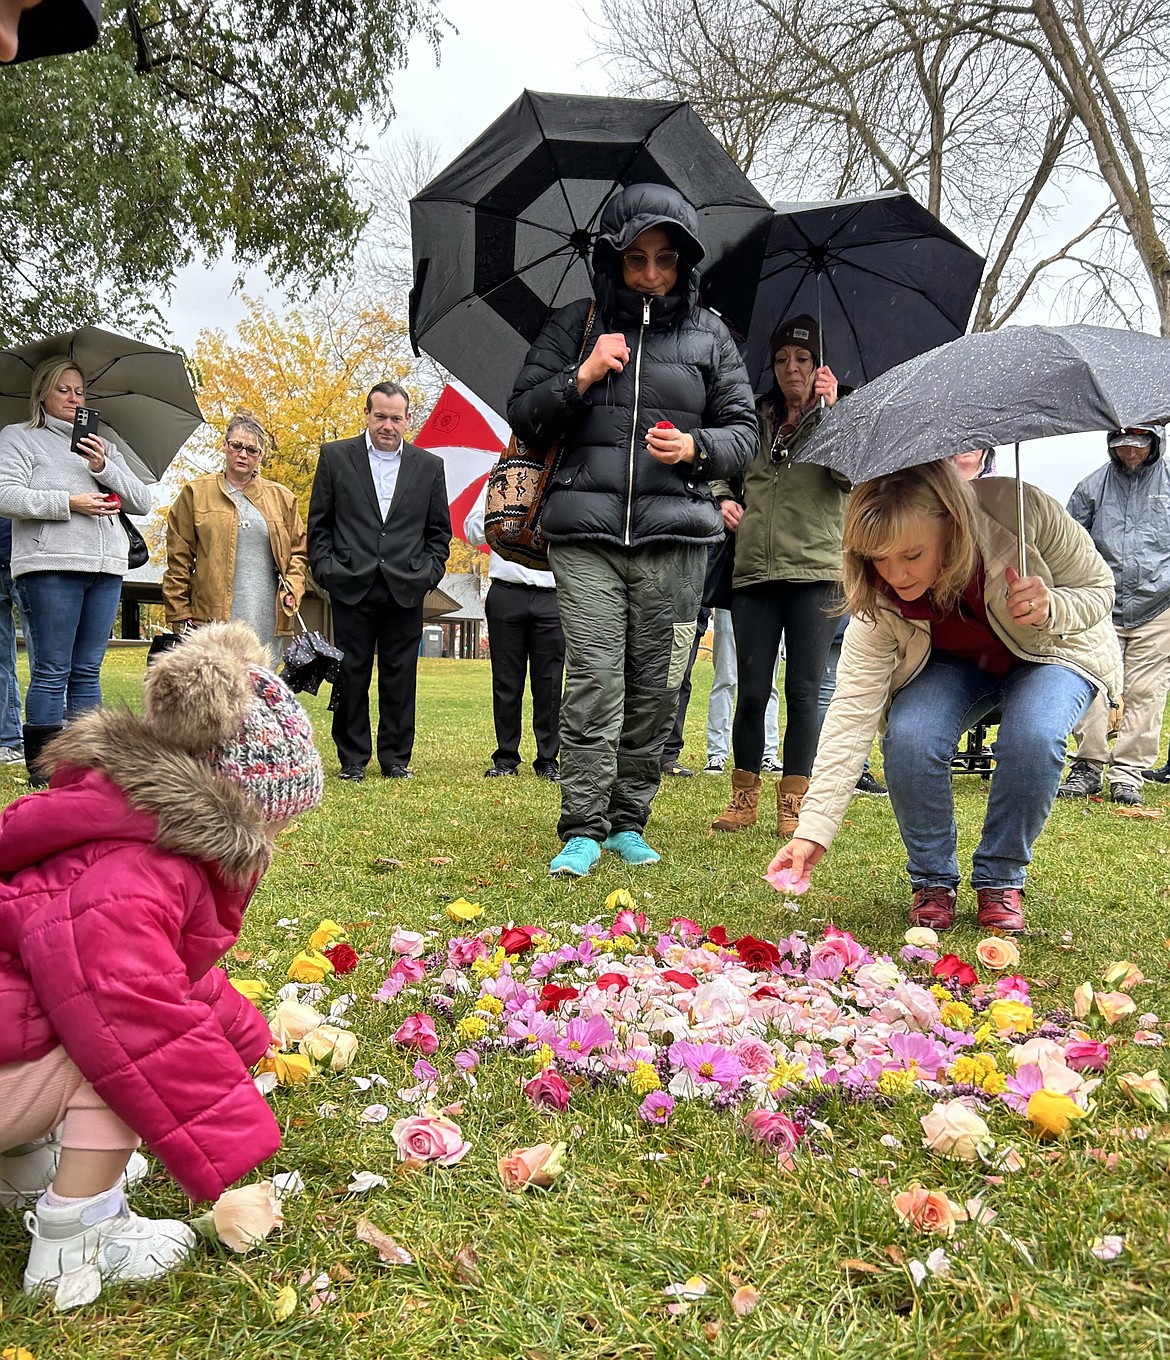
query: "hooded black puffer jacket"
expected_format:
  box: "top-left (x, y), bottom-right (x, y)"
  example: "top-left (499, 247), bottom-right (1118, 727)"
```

top-left (506, 184), bottom-right (757, 548)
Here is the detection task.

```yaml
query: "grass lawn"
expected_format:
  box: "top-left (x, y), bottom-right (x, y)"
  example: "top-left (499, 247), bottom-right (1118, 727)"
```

top-left (1, 648), bottom-right (1169, 1359)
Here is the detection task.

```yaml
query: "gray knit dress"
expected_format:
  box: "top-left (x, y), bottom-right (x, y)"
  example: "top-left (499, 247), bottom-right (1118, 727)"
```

top-left (227, 486), bottom-right (279, 665)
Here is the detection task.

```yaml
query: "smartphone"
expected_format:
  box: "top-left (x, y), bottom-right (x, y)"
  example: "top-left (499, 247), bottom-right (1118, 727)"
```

top-left (70, 406), bottom-right (100, 452)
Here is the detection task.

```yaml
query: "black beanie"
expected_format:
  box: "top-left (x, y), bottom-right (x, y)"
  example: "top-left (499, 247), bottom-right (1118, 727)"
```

top-left (769, 314), bottom-right (821, 365)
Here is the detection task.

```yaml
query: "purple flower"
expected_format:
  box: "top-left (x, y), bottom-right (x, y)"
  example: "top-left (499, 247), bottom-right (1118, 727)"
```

top-left (453, 1049), bottom-right (480, 1073)
top-left (887, 1031), bottom-right (949, 1079)
top-left (371, 972), bottom-right (405, 1004)
top-left (668, 1040), bottom-right (746, 1092)
top-left (899, 945), bottom-right (940, 965)
top-left (504, 1002), bottom-right (556, 1049)
top-left (1001, 1062), bottom-right (1044, 1114)
top-left (638, 1091), bottom-right (674, 1124)
top-left (412, 1059), bottom-right (440, 1082)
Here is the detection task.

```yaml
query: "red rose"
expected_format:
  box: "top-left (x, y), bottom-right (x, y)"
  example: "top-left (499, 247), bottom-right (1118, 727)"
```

top-left (932, 954), bottom-right (978, 988)
top-left (595, 972), bottom-right (629, 993)
top-left (536, 983), bottom-right (579, 1014)
top-left (707, 926), bottom-right (731, 947)
top-left (654, 420), bottom-right (675, 430)
top-left (500, 926), bottom-right (536, 956)
top-left (662, 970), bottom-right (699, 990)
top-left (751, 985), bottom-right (782, 1000)
top-left (735, 935), bottom-right (781, 971)
top-left (323, 941), bottom-right (359, 975)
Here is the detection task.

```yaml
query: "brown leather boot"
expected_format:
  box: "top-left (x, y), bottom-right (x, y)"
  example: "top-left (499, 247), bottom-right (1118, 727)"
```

top-left (710, 769), bottom-right (761, 832)
top-left (776, 775), bottom-right (809, 837)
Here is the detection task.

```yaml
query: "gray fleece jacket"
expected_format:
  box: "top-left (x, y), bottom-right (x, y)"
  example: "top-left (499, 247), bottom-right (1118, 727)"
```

top-left (0, 415), bottom-right (152, 578)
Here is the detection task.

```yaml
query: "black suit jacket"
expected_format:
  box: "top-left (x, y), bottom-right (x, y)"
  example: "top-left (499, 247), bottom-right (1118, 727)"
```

top-left (307, 435), bottom-right (451, 609)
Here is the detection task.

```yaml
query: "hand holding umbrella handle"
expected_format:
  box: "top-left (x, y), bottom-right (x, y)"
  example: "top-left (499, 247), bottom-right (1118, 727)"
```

top-left (1004, 566), bottom-right (1050, 627)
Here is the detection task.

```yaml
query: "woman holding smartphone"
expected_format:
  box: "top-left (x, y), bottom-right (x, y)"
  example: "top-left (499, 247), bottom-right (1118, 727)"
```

top-left (0, 357), bottom-right (151, 783)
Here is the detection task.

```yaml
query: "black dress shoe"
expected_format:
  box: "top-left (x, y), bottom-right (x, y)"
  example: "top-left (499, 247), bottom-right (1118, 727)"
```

top-left (381, 764), bottom-right (413, 779)
top-left (484, 765), bottom-right (519, 778)
top-left (660, 761), bottom-right (694, 778)
top-left (338, 765), bottom-right (366, 782)
top-left (533, 760), bottom-right (560, 782)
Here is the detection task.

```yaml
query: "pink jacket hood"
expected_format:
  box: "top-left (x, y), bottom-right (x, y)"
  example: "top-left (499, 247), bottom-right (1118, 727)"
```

top-left (0, 707), bottom-right (280, 1202)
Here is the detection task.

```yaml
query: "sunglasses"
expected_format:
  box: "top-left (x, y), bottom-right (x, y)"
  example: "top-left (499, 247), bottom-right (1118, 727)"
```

top-left (621, 250), bottom-right (680, 271)
top-left (225, 438), bottom-right (262, 457)
top-left (769, 422), bottom-right (798, 465)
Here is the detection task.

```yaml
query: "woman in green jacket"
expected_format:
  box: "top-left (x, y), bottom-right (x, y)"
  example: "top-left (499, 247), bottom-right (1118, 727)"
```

top-left (711, 314), bottom-right (850, 839)
top-left (769, 459), bottom-right (1122, 933)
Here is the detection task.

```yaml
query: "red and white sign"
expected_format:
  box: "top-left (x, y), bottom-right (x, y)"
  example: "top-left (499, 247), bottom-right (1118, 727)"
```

top-left (413, 380), bottom-right (508, 545)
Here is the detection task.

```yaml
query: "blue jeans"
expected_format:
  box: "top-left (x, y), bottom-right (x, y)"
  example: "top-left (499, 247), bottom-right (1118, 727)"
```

top-left (0, 564), bottom-right (21, 747)
top-left (817, 637), bottom-right (870, 776)
top-left (882, 656), bottom-right (1094, 890)
top-left (706, 607), bottom-right (779, 763)
top-left (14, 572), bottom-right (123, 727)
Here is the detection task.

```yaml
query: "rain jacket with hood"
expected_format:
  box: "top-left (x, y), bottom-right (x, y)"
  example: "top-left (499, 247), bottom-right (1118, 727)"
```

top-left (507, 183), bottom-right (758, 547)
top-left (1066, 428), bottom-right (1170, 629)
top-left (0, 658), bottom-right (285, 1203)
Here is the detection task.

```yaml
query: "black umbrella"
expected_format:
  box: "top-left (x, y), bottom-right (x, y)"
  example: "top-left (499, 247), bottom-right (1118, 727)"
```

top-left (701, 191), bottom-right (985, 394)
top-left (408, 90), bottom-right (773, 416)
top-left (795, 322), bottom-right (1170, 571)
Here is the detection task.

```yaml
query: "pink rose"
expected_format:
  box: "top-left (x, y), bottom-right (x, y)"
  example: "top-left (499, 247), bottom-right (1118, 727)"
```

top-left (448, 935), bottom-right (488, 968)
top-left (392, 1012), bottom-right (439, 1055)
top-left (669, 917), bottom-right (703, 943)
top-left (498, 1141), bottom-right (567, 1191)
top-left (811, 926), bottom-right (865, 971)
top-left (391, 955), bottom-right (426, 983)
top-left (524, 1070), bottom-right (571, 1111)
top-left (743, 1109), bottom-right (802, 1158)
top-left (391, 1112), bottom-right (471, 1166)
top-left (390, 928), bottom-right (426, 958)
top-left (1065, 1040), bottom-right (1110, 1072)
top-left (732, 1037), bottom-right (776, 1076)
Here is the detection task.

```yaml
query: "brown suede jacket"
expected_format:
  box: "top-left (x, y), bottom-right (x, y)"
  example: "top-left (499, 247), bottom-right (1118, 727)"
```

top-left (162, 473), bottom-right (309, 635)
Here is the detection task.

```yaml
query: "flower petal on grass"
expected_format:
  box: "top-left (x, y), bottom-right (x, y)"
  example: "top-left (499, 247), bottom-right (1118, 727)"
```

top-left (1090, 1235), bottom-right (1126, 1262)
top-left (211, 1182), bottom-right (282, 1252)
top-left (359, 1104), bottom-right (390, 1124)
top-left (271, 1284), bottom-right (298, 1321)
top-left (731, 1284), bottom-right (759, 1316)
top-left (355, 1217), bottom-right (413, 1264)
top-left (347, 1170), bottom-right (388, 1194)
top-left (663, 1276), bottom-right (708, 1300)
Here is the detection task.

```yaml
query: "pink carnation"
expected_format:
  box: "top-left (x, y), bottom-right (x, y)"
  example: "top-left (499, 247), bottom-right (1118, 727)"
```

top-left (391, 1112), bottom-right (470, 1166)
top-left (392, 1012), bottom-right (439, 1055)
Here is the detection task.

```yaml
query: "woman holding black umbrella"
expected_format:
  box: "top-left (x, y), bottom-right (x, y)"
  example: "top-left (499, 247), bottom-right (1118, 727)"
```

top-left (508, 182), bottom-right (757, 877)
top-left (0, 358), bottom-right (151, 783)
top-left (768, 459), bottom-right (1121, 932)
top-left (711, 314), bottom-right (850, 839)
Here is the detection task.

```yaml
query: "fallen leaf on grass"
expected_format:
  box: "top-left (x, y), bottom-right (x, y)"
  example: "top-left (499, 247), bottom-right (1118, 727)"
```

top-left (428, 856), bottom-right (454, 865)
top-left (883, 1244), bottom-right (906, 1265)
top-left (372, 857), bottom-right (405, 870)
top-left (731, 1284), bottom-right (758, 1317)
top-left (1111, 806), bottom-right (1163, 819)
top-left (355, 1217), bottom-right (413, 1264)
top-left (271, 1285), bottom-right (297, 1321)
top-left (704, 1320), bottom-right (723, 1341)
top-left (839, 1258), bottom-right (882, 1276)
top-left (453, 1245), bottom-right (480, 1284)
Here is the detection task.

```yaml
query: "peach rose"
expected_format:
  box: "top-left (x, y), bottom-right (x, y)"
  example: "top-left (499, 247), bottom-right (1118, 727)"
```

top-left (891, 1184), bottom-right (967, 1236)
top-left (1095, 991), bottom-right (1136, 1026)
top-left (975, 937), bottom-right (1020, 970)
top-left (498, 1141), bottom-right (567, 1191)
top-left (920, 1100), bottom-right (990, 1161)
top-left (211, 1181), bottom-right (283, 1252)
top-left (268, 998), bottom-right (326, 1047)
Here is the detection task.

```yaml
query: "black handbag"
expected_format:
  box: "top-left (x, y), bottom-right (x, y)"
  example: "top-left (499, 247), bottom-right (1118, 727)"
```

top-left (98, 484), bottom-right (148, 569)
top-left (702, 532), bottom-right (736, 610)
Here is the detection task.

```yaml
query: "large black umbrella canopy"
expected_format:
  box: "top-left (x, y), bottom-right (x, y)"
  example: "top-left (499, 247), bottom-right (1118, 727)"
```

top-left (701, 191), bottom-right (985, 395)
top-left (795, 323), bottom-right (1170, 575)
top-left (409, 90), bottom-right (773, 416)
top-left (0, 327), bottom-right (204, 484)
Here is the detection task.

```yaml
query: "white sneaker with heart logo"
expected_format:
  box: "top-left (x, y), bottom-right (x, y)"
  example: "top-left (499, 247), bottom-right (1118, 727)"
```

top-left (23, 1188), bottom-right (194, 1301)
top-left (0, 1134), bottom-right (149, 1210)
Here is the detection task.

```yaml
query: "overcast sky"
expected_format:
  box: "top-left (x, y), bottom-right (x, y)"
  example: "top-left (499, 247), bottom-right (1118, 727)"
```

top-left (164, 0), bottom-right (1108, 499)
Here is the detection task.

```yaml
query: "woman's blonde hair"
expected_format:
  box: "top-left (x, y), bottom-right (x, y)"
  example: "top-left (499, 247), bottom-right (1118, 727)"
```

top-left (27, 357), bottom-right (85, 429)
top-left (842, 459), bottom-right (979, 619)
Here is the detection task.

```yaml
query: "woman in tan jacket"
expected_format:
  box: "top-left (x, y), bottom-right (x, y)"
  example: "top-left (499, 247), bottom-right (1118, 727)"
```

top-left (769, 459), bottom-right (1122, 933)
top-left (163, 416), bottom-right (309, 664)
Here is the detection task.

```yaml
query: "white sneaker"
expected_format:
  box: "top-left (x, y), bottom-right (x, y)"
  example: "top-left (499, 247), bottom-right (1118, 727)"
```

top-left (24, 1189), bottom-right (194, 1303)
top-left (0, 746), bottom-right (24, 765)
top-left (0, 1135), bottom-right (149, 1210)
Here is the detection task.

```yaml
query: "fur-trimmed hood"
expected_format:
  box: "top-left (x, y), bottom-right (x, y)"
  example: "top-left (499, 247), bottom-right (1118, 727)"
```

top-left (2, 706), bottom-right (271, 887)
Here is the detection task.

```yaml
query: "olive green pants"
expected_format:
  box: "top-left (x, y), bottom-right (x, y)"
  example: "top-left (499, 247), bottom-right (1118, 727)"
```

top-left (548, 541), bottom-right (705, 841)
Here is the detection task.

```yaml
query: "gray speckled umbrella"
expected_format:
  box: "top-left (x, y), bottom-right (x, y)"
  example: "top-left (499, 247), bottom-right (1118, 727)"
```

top-left (795, 324), bottom-right (1170, 572)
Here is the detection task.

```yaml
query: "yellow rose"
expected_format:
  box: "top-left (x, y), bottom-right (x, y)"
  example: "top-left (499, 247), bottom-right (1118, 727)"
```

top-left (230, 978), bottom-right (270, 1004)
top-left (308, 918), bottom-right (345, 951)
top-left (1026, 1088), bottom-right (1087, 1139)
top-left (255, 1050), bottom-right (313, 1086)
top-left (1101, 960), bottom-right (1144, 992)
top-left (904, 926), bottom-right (939, 948)
top-left (920, 1100), bottom-right (990, 1161)
top-left (287, 948), bottom-right (335, 984)
top-left (298, 1023), bottom-right (358, 1073)
top-left (1073, 982), bottom-right (1095, 1020)
top-left (446, 898), bottom-right (483, 921)
top-left (975, 937), bottom-right (1021, 970)
top-left (606, 889), bottom-right (636, 911)
top-left (986, 999), bottom-right (1034, 1037)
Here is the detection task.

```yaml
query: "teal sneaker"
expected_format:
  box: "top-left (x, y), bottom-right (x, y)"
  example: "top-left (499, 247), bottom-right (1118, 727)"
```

top-left (550, 837), bottom-right (601, 877)
top-left (602, 831), bottom-right (660, 865)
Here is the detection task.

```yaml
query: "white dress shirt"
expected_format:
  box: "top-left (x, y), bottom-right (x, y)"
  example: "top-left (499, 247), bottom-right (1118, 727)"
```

top-left (464, 485), bottom-right (556, 587)
top-left (366, 432), bottom-right (402, 520)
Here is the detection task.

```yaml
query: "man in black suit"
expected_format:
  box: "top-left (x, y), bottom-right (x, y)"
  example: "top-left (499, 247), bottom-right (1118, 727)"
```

top-left (308, 382), bottom-right (451, 780)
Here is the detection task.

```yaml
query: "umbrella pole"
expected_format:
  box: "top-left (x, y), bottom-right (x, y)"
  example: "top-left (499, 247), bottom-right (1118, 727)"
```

top-left (1014, 442), bottom-right (1027, 578)
top-left (816, 274), bottom-right (826, 411)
